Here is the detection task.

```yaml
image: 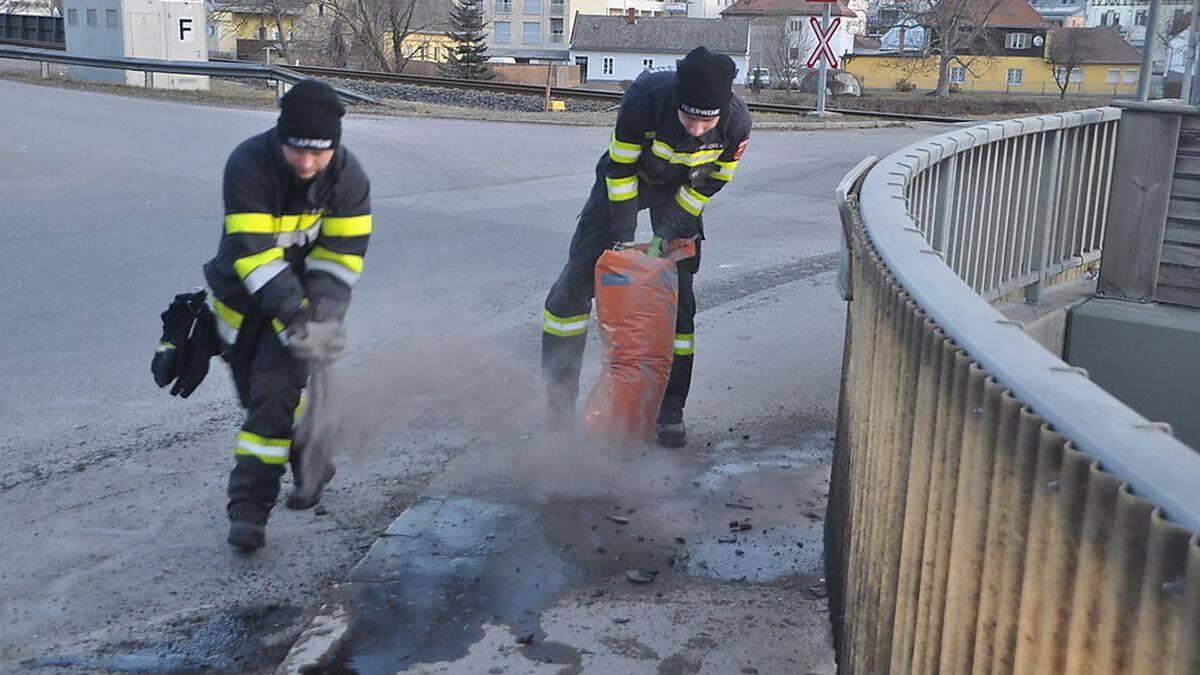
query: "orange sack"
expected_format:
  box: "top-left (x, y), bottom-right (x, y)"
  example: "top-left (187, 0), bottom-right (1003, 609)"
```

top-left (582, 239), bottom-right (696, 446)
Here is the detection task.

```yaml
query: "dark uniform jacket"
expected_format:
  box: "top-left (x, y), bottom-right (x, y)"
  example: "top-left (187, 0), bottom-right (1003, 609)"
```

top-left (603, 69), bottom-right (752, 242)
top-left (203, 128), bottom-right (371, 344)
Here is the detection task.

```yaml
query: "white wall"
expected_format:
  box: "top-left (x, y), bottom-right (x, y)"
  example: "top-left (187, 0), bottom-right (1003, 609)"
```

top-left (1083, 0), bottom-right (1191, 50)
top-left (746, 16), bottom-right (853, 74)
top-left (573, 48), bottom-right (750, 83)
top-left (687, 0), bottom-right (734, 19)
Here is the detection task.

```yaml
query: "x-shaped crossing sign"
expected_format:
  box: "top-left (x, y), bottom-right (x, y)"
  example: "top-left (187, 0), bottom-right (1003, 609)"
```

top-left (806, 17), bottom-right (841, 69)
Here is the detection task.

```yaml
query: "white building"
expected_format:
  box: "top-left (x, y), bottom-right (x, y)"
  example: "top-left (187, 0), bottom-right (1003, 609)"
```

top-left (62, 0), bottom-right (208, 89)
top-left (570, 14), bottom-right (751, 83)
top-left (720, 0), bottom-right (855, 79)
top-left (484, 0), bottom-right (683, 62)
top-left (1082, 0), bottom-right (1191, 51)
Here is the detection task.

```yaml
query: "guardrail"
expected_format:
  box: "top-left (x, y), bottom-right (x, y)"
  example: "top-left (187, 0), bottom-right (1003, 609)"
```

top-left (830, 109), bottom-right (1200, 673)
top-left (0, 44), bottom-right (378, 104)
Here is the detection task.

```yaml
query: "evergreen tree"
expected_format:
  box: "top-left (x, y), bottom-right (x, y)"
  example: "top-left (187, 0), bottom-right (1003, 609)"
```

top-left (441, 0), bottom-right (493, 79)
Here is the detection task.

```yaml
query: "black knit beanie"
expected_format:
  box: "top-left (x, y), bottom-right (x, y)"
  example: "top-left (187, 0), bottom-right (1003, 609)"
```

top-left (675, 46), bottom-right (737, 118)
top-left (277, 79), bottom-right (345, 150)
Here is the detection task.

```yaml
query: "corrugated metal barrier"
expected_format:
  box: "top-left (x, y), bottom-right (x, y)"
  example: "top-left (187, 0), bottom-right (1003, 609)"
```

top-left (830, 109), bottom-right (1200, 674)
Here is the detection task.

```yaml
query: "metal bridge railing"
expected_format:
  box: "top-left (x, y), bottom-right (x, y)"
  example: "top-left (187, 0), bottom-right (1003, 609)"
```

top-left (0, 44), bottom-right (378, 104)
top-left (830, 109), bottom-right (1200, 674)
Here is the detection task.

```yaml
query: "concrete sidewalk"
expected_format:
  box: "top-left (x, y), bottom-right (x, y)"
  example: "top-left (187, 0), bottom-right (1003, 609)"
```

top-left (280, 270), bottom-right (846, 675)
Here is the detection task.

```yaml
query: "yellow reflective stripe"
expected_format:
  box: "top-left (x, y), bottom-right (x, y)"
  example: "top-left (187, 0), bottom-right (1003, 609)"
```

top-left (225, 212), bottom-right (325, 234)
top-left (225, 213), bottom-right (276, 234)
top-left (673, 332), bottom-right (695, 355)
top-left (542, 309), bottom-right (590, 337)
top-left (308, 245), bottom-right (364, 273)
top-left (233, 247), bottom-right (284, 280)
top-left (235, 430), bottom-right (291, 464)
top-left (608, 133), bottom-right (642, 164)
top-left (712, 159), bottom-right (739, 182)
top-left (321, 214), bottom-right (373, 237)
top-left (606, 176), bottom-right (639, 202)
top-left (651, 140), bottom-right (723, 167)
top-left (211, 298), bottom-right (245, 330)
top-left (675, 185), bottom-right (710, 216)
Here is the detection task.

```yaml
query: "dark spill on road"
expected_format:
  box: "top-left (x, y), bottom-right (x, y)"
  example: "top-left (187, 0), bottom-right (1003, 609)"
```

top-left (322, 428), bottom-right (832, 674)
top-left (26, 604), bottom-right (300, 673)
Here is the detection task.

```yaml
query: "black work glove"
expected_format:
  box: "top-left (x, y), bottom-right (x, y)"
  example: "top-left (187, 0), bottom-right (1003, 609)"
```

top-left (152, 292), bottom-right (202, 388)
top-left (171, 308), bottom-right (223, 398)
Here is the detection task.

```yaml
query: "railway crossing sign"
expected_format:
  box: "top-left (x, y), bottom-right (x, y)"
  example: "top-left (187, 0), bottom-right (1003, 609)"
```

top-left (807, 16), bottom-right (840, 69)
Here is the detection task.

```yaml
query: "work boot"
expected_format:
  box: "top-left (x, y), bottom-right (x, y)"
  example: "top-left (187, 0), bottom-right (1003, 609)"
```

top-left (227, 502), bottom-right (270, 552)
top-left (655, 407), bottom-right (687, 448)
top-left (286, 462), bottom-right (336, 510)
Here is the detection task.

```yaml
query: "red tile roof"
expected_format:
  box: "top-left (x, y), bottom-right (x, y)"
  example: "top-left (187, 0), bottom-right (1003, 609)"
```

top-left (1046, 26), bottom-right (1142, 64)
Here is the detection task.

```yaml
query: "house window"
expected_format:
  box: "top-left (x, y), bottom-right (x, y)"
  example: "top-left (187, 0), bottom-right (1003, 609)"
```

top-left (642, 57), bottom-right (654, 69)
top-left (106, 9), bottom-right (118, 27)
top-left (494, 20), bottom-right (511, 43)
top-left (86, 9), bottom-right (96, 27)
top-left (495, 0), bottom-right (512, 12)
top-left (1054, 67), bottom-right (1082, 83)
top-left (878, 8), bottom-right (899, 25)
top-left (258, 25), bottom-right (267, 40)
top-left (524, 0), bottom-right (542, 15)
top-left (1107, 69), bottom-right (1119, 84)
top-left (949, 66), bottom-right (965, 83)
top-left (550, 0), bottom-right (564, 14)
top-left (603, 57), bottom-right (614, 75)
top-left (789, 17), bottom-right (802, 32)
top-left (549, 17), bottom-right (563, 42)
top-left (1134, 9), bottom-right (1147, 26)
top-left (522, 20), bottom-right (540, 44)
top-left (67, 8), bottom-right (77, 25)
top-left (1006, 32), bottom-right (1031, 49)
top-left (318, 3), bottom-right (324, 16)
top-left (1006, 68), bottom-right (1024, 85)
top-left (1124, 69), bottom-right (1137, 83)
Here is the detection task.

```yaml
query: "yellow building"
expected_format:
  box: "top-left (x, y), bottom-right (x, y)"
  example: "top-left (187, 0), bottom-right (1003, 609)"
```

top-left (846, 24), bottom-right (1142, 97)
top-left (396, 0), bottom-right (463, 64)
top-left (400, 31), bottom-right (458, 63)
top-left (207, 6), bottom-right (297, 60)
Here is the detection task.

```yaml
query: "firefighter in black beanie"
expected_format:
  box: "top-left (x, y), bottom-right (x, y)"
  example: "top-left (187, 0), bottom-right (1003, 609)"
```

top-left (203, 79), bottom-right (372, 552)
top-left (540, 46), bottom-right (752, 447)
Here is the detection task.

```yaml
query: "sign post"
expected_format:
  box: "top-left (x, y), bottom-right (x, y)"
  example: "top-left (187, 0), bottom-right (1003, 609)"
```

top-left (806, 0), bottom-right (839, 116)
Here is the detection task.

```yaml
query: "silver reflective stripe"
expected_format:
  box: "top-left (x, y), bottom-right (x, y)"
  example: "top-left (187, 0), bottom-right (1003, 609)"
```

top-left (306, 258), bottom-right (361, 288)
top-left (607, 180), bottom-right (638, 198)
top-left (244, 259), bottom-right (289, 294)
top-left (276, 225), bottom-right (321, 248)
top-left (544, 317), bottom-right (588, 333)
top-left (236, 438), bottom-right (290, 460)
top-left (674, 339), bottom-right (693, 350)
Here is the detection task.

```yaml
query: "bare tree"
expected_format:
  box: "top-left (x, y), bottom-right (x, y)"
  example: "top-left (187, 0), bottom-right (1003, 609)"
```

top-left (321, 0), bottom-right (425, 72)
top-left (879, 0), bottom-right (1008, 97)
top-left (1046, 27), bottom-right (1086, 99)
top-left (757, 14), bottom-right (804, 90)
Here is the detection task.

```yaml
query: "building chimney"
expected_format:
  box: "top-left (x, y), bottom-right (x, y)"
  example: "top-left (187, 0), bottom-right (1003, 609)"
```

top-left (626, 8), bottom-right (636, 24)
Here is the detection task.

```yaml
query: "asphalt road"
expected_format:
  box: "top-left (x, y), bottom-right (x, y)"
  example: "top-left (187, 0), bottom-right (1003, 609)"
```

top-left (0, 77), bottom-right (935, 671)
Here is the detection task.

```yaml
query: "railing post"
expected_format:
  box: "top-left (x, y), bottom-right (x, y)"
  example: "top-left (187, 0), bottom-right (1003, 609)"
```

top-left (930, 153), bottom-right (957, 255)
top-left (1025, 127), bottom-right (1062, 304)
top-left (1096, 102), bottom-right (1185, 302)
top-left (40, 60), bottom-right (48, 79)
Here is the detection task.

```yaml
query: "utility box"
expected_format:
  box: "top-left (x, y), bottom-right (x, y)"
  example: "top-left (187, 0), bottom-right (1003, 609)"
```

top-left (62, 0), bottom-right (209, 90)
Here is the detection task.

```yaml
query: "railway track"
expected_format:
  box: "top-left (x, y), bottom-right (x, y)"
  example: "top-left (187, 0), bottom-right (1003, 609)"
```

top-left (271, 62), bottom-right (970, 124)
